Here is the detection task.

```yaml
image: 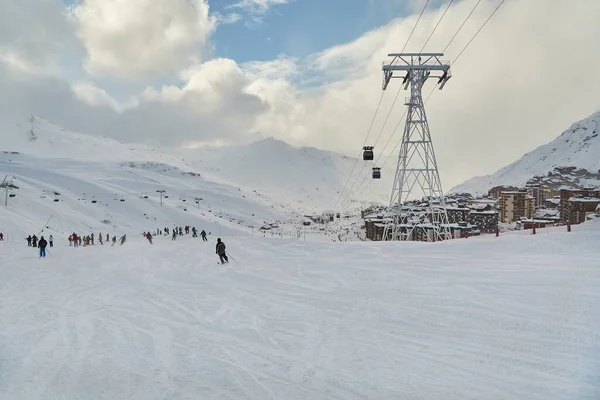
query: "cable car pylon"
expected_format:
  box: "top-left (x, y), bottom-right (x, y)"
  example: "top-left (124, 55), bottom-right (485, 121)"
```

top-left (381, 53), bottom-right (452, 242)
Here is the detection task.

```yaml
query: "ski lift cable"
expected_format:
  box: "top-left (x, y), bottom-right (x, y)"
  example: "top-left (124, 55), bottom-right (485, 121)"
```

top-left (443, 0), bottom-right (483, 53)
top-left (347, 0), bottom-right (506, 206)
top-left (335, 0), bottom-right (432, 211)
top-left (419, 0), bottom-right (455, 53)
top-left (340, 0), bottom-right (454, 209)
top-left (453, 0), bottom-right (505, 63)
top-left (332, 89), bottom-right (386, 212)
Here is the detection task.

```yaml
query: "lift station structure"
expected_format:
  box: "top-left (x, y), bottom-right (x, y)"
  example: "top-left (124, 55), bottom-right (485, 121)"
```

top-left (381, 53), bottom-right (452, 242)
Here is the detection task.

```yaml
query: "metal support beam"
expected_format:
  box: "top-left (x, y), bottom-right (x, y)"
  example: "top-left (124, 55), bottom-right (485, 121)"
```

top-left (381, 53), bottom-right (451, 242)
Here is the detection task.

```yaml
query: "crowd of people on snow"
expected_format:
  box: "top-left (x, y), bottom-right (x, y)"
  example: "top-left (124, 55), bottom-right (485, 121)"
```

top-left (4, 224), bottom-right (228, 263)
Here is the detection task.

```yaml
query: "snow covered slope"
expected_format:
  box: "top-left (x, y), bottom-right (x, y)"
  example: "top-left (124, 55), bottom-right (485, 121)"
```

top-left (1, 218), bottom-right (599, 399)
top-left (451, 110), bottom-right (600, 194)
top-left (179, 137), bottom-right (392, 213)
top-left (0, 117), bottom-right (291, 240)
top-left (2, 115), bottom-right (191, 168)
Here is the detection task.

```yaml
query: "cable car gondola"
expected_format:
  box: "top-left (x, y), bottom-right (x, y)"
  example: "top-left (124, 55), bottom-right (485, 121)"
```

top-left (363, 146), bottom-right (374, 161)
top-left (372, 167), bottom-right (381, 179)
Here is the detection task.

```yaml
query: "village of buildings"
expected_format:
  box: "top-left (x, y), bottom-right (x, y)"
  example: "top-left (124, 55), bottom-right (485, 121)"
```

top-left (359, 186), bottom-right (600, 241)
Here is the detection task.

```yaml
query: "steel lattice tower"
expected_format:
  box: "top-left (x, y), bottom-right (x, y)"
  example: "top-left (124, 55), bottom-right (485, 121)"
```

top-left (381, 53), bottom-right (452, 242)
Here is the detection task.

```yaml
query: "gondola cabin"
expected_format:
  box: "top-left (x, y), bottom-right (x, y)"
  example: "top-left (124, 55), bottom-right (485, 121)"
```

top-left (372, 167), bottom-right (381, 179)
top-left (363, 146), bottom-right (374, 161)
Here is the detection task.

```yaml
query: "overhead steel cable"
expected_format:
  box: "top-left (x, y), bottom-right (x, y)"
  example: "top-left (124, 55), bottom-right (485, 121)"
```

top-left (347, 0), bottom-right (506, 204)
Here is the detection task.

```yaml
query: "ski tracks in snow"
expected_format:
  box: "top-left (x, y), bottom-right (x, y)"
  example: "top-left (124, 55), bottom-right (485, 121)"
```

top-left (1, 232), bottom-right (600, 399)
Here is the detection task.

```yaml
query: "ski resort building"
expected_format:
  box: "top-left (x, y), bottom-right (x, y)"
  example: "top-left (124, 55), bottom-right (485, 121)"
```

top-left (559, 188), bottom-right (600, 224)
top-left (499, 191), bottom-right (534, 223)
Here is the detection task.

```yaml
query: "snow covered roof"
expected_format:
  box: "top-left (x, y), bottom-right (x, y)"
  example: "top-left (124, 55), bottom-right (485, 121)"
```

top-left (520, 219), bottom-right (555, 224)
top-left (469, 203), bottom-right (492, 210)
top-left (568, 197), bottom-right (600, 203)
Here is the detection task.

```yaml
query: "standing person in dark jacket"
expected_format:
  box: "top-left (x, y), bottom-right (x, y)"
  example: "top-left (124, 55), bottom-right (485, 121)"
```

top-left (216, 238), bottom-right (228, 264)
top-left (38, 236), bottom-right (48, 257)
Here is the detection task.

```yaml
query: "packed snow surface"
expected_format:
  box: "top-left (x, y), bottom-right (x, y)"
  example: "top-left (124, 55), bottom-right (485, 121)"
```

top-left (1, 222), bottom-right (599, 399)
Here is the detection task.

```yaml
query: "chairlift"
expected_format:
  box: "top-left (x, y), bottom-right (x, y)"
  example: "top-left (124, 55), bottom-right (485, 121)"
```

top-left (120, 199), bottom-right (125, 202)
top-left (54, 198), bottom-right (59, 202)
top-left (9, 193), bottom-right (16, 198)
top-left (363, 146), bottom-right (374, 161)
top-left (372, 167), bottom-right (381, 179)
top-left (143, 195), bottom-right (148, 199)
top-left (92, 200), bottom-right (97, 204)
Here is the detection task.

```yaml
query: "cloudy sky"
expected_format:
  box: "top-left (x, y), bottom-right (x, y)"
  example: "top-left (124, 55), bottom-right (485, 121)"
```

top-left (1, 0), bottom-right (600, 190)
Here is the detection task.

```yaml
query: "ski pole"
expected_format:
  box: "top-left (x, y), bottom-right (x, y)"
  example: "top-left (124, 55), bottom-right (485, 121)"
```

top-left (226, 251), bottom-right (235, 261)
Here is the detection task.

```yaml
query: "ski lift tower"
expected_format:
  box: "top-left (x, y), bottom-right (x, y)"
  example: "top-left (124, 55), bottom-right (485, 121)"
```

top-left (381, 53), bottom-right (452, 242)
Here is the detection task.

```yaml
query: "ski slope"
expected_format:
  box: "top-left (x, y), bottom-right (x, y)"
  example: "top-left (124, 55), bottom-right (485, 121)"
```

top-left (1, 221), bottom-right (599, 399)
top-left (0, 116), bottom-right (297, 241)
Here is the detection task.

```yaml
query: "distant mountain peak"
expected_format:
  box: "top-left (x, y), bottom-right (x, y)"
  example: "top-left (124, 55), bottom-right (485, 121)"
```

top-left (451, 110), bottom-right (600, 195)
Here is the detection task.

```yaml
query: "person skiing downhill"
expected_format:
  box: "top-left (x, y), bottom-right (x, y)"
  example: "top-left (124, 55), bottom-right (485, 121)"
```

top-left (146, 232), bottom-right (153, 244)
top-left (201, 230), bottom-right (207, 242)
top-left (216, 238), bottom-right (228, 264)
top-left (38, 236), bottom-right (48, 257)
top-left (119, 235), bottom-right (126, 245)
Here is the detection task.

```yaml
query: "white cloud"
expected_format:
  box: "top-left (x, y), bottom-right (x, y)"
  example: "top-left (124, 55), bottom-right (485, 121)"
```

top-left (71, 82), bottom-right (139, 112)
top-left (70, 0), bottom-right (216, 79)
top-left (227, 0), bottom-right (292, 14)
top-left (0, 0), bottom-right (76, 72)
top-left (2, 0), bottom-right (600, 196)
top-left (214, 12), bottom-right (242, 25)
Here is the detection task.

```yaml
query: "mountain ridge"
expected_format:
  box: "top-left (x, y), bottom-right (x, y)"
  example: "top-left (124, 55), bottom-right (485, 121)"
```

top-left (450, 110), bottom-right (600, 195)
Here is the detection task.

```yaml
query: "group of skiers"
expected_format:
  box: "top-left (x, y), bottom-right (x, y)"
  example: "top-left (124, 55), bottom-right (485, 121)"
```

top-left (26, 234), bottom-right (53, 248)
top-left (142, 226), bottom-right (209, 242)
top-left (23, 234), bottom-right (51, 257)
top-left (141, 226), bottom-right (227, 263)
top-left (68, 232), bottom-right (125, 247)
top-left (13, 224), bottom-right (228, 263)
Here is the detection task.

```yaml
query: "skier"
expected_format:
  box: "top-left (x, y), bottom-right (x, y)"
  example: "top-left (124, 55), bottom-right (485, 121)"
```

top-left (112, 236), bottom-right (117, 246)
top-left (146, 232), bottom-right (153, 244)
top-left (26, 235), bottom-right (32, 246)
top-left (192, 227), bottom-right (197, 237)
top-left (106, 233), bottom-right (109, 242)
top-left (32, 235), bottom-right (38, 247)
top-left (201, 230), bottom-right (207, 242)
top-left (172, 230), bottom-right (177, 240)
top-left (68, 234), bottom-right (73, 246)
top-left (48, 234), bottom-right (54, 248)
top-left (119, 235), bottom-right (126, 246)
top-left (90, 232), bottom-right (95, 245)
top-left (38, 236), bottom-right (48, 257)
top-left (215, 238), bottom-right (228, 264)
top-left (0, 232), bottom-right (3, 241)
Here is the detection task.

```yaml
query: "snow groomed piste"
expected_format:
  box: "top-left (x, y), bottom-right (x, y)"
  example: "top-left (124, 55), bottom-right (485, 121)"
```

top-left (1, 221), bottom-right (599, 399)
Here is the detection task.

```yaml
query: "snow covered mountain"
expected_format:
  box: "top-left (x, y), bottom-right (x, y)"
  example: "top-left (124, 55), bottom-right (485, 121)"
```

top-left (0, 116), bottom-right (390, 240)
top-left (0, 116), bottom-right (291, 240)
top-left (179, 137), bottom-right (391, 213)
top-left (451, 110), bottom-right (600, 195)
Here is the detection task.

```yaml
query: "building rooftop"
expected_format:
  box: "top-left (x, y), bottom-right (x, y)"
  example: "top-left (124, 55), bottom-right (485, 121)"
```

top-left (568, 197), bottom-right (600, 203)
